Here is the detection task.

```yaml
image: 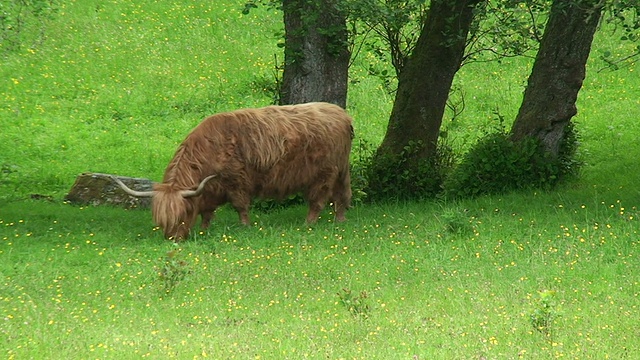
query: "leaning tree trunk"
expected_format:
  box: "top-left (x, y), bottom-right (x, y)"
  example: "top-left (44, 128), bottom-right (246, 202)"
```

top-left (510, 0), bottom-right (603, 156)
top-left (374, 0), bottom-right (484, 167)
top-left (280, 0), bottom-right (349, 108)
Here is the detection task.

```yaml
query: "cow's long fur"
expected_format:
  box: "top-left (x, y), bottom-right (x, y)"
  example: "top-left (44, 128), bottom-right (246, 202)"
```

top-left (152, 102), bottom-right (353, 240)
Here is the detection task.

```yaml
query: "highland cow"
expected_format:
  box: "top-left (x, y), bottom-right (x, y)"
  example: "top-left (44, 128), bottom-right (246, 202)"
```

top-left (113, 102), bottom-right (353, 240)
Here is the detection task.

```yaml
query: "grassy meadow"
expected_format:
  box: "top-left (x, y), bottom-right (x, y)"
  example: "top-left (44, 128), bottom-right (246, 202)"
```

top-left (1, 1), bottom-right (639, 359)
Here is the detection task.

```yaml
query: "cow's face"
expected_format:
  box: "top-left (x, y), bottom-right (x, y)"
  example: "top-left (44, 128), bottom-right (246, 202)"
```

top-left (162, 218), bottom-right (193, 241)
top-left (152, 191), bottom-right (198, 241)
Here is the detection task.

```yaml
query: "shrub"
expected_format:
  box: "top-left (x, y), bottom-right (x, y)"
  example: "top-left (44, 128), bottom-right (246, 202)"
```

top-left (363, 139), bottom-right (455, 202)
top-left (530, 290), bottom-right (561, 340)
top-left (337, 288), bottom-right (371, 319)
top-left (443, 123), bottom-right (582, 199)
top-left (157, 249), bottom-right (190, 294)
top-left (349, 138), bottom-right (375, 204)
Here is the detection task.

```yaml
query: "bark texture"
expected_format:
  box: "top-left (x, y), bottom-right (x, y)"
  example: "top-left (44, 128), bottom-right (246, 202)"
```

top-left (280, 0), bottom-right (349, 108)
top-left (510, 0), bottom-right (603, 156)
top-left (374, 0), bottom-right (484, 164)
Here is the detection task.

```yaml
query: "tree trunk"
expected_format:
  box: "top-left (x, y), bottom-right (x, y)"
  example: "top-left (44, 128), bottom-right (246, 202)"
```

top-left (280, 0), bottom-right (349, 108)
top-left (510, 0), bottom-right (603, 156)
top-left (374, 0), bottom-right (483, 165)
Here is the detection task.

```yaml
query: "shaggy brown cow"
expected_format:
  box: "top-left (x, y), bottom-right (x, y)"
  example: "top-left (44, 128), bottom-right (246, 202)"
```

top-left (113, 102), bottom-right (353, 240)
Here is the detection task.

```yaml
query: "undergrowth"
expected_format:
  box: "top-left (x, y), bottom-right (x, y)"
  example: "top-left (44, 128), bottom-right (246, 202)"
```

top-left (443, 119), bottom-right (582, 199)
top-left (363, 139), bottom-right (455, 202)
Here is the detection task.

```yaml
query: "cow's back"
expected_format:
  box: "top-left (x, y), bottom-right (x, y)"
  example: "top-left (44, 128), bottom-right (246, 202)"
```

top-left (236, 103), bottom-right (353, 199)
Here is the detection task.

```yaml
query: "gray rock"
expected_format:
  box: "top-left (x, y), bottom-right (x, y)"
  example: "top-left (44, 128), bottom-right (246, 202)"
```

top-left (65, 172), bottom-right (153, 208)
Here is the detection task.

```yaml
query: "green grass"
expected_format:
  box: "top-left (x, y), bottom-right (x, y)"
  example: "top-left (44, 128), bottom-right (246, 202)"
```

top-left (1, 1), bottom-right (639, 359)
top-left (2, 197), bottom-right (639, 358)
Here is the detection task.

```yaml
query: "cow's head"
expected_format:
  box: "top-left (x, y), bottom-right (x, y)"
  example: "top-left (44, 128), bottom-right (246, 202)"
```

top-left (112, 175), bottom-right (215, 240)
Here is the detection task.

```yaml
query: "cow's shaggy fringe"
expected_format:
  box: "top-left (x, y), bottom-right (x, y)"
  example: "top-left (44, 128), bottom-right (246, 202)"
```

top-left (151, 187), bottom-right (193, 237)
top-left (153, 102), bottom-right (353, 240)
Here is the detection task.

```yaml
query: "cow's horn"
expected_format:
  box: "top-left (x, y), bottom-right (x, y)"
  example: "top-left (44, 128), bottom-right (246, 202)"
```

top-left (180, 175), bottom-right (216, 198)
top-left (111, 176), bottom-right (155, 197)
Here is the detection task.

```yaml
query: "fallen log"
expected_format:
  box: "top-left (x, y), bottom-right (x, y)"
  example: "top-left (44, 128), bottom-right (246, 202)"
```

top-left (65, 172), bottom-right (152, 209)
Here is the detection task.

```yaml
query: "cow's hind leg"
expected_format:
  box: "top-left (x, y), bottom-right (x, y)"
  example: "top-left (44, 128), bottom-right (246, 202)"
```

top-left (331, 169), bottom-right (352, 222)
top-left (305, 168), bottom-right (337, 223)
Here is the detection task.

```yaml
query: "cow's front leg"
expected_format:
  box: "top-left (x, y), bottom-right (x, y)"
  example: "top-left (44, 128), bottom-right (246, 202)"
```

top-left (229, 192), bottom-right (251, 225)
top-left (200, 210), bottom-right (214, 229)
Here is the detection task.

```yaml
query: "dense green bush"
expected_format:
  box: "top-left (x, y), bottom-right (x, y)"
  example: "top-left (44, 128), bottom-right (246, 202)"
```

top-left (363, 140), bottom-right (455, 202)
top-left (349, 138), bottom-right (375, 204)
top-left (443, 123), bottom-right (581, 199)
